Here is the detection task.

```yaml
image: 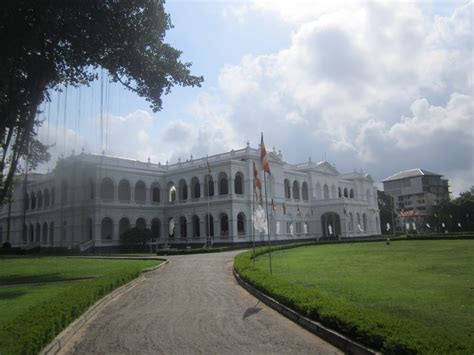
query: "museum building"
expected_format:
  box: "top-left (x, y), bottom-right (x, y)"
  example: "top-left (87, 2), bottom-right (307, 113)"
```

top-left (0, 145), bottom-right (381, 250)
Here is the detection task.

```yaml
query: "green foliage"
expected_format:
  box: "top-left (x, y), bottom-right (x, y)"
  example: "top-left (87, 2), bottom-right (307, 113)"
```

top-left (234, 241), bottom-right (473, 353)
top-left (0, 270), bottom-right (138, 354)
top-left (0, 0), bottom-right (203, 205)
top-left (377, 190), bottom-right (396, 234)
top-left (157, 246), bottom-right (231, 255)
top-left (0, 257), bottom-right (161, 354)
top-left (120, 227), bottom-right (153, 246)
top-left (428, 191), bottom-right (474, 232)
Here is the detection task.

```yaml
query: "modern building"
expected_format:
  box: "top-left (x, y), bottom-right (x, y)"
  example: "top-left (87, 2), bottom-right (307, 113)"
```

top-left (0, 146), bottom-right (380, 250)
top-left (382, 168), bottom-right (450, 231)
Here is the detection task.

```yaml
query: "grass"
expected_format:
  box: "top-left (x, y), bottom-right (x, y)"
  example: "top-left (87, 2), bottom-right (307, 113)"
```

top-left (0, 257), bottom-right (162, 354)
top-left (235, 240), bottom-right (474, 353)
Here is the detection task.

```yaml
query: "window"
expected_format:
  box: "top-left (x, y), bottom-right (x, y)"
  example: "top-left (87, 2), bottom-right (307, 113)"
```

top-left (219, 173), bottom-right (228, 195)
top-left (135, 181), bottom-right (146, 202)
top-left (118, 179), bottom-right (131, 201)
top-left (168, 184), bottom-right (176, 202)
top-left (237, 213), bottom-right (245, 235)
top-left (302, 182), bottom-right (309, 201)
top-left (119, 218), bottom-right (130, 237)
top-left (284, 179), bottom-right (291, 199)
top-left (296, 222), bottom-right (302, 234)
top-left (192, 215), bottom-right (200, 237)
top-left (205, 214), bottom-right (214, 237)
top-left (234, 173), bottom-right (244, 195)
top-left (151, 218), bottom-right (161, 239)
top-left (151, 185), bottom-right (160, 203)
top-left (179, 179), bottom-right (188, 201)
top-left (204, 175), bottom-right (214, 197)
top-left (220, 213), bottom-right (229, 236)
top-left (42, 222), bottom-right (48, 243)
top-left (293, 181), bottom-right (300, 200)
top-left (136, 218), bottom-right (146, 230)
top-left (101, 218), bottom-right (113, 240)
top-left (180, 216), bottom-right (187, 238)
top-left (100, 178), bottom-right (114, 200)
top-left (191, 177), bottom-right (200, 198)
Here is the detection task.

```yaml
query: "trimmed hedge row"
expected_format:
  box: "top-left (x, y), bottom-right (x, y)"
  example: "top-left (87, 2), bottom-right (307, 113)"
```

top-left (234, 243), bottom-right (470, 354)
top-left (0, 268), bottom-right (141, 355)
top-left (157, 246), bottom-right (233, 255)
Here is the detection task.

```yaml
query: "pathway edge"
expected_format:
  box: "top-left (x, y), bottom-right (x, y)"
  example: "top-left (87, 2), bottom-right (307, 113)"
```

top-left (40, 259), bottom-right (169, 355)
top-left (233, 267), bottom-right (379, 355)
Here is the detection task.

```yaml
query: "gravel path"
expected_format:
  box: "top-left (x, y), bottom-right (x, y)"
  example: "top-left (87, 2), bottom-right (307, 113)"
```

top-left (62, 251), bottom-right (340, 354)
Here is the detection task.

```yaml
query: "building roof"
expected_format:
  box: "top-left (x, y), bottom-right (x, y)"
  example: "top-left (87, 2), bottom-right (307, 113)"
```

top-left (382, 168), bottom-right (442, 182)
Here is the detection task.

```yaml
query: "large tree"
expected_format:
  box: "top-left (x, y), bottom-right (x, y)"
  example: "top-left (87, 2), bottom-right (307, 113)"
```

top-left (0, 0), bottom-right (203, 205)
top-left (377, 190), bottom-right (397, 234)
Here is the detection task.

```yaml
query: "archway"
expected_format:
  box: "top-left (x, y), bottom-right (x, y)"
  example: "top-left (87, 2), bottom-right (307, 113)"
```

top-left (118, 179), bottom-right (131, 201)
top-left (321, 212), bottom-right (341, 238)
top-left (192, 215), bottom-right (200, 238)
top-left (119, 217), bottom-right (131, 237)
top-left (101, 218), bottom-right (113, 240)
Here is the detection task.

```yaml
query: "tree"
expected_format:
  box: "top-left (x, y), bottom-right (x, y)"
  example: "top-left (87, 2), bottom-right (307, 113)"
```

top-left (429, 191), bottom-right (474, 232)
top-left (377, 190), bottom-right (396, 234)
top-left (120, 227), bottom-right (153, 249)
top-left (0, 0), bottom-right (203, 205)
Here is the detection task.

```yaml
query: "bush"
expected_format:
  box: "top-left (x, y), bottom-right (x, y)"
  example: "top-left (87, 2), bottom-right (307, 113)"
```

top-left (120, 227), bottom-right (152, 247)
top-left (157, 246), bottom-right (231, 255)
top-left (2, 241), bottom-right (11, 249)
top-left (234, 243), bottom-right (469, 354)
top-left (0, 268), bottom-right (142, 355)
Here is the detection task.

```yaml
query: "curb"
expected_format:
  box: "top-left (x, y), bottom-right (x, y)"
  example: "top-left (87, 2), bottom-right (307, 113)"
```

top-left (233, 268), bottom-right (378, 355)
top-left (40, 259), bottom-right (169, 355)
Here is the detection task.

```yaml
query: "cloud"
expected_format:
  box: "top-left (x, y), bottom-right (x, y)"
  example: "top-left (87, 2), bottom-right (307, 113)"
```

top-left (389, 93), bottom-right (473, 148)
top-left (208, 0), bottom-right (473, 195)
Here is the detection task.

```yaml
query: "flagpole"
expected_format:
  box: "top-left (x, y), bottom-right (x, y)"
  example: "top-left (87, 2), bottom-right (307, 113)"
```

top-left (207, 186), bottom-right (210, 248)
top-left (263, 169), bottom-right (272, 274)
top-left (206, 159), bottom-right (211, 248)
top-left (252, 178), bottom-right (256, 265)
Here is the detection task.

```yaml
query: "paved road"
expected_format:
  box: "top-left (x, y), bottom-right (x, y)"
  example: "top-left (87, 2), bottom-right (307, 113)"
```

top-left (63, 251), bottom-right (340, 354)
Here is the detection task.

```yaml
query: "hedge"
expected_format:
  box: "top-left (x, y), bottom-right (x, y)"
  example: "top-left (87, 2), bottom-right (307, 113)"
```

top-left (0, 268), bottom-right (141, 355)
top-left (157, 246), bottom-right (232, 255)
top-left (234, 243), bottom-right (470, 354)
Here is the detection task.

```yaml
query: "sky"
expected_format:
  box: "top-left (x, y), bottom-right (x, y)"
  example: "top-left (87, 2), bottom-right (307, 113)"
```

top-left (36, 0), bottom-right (473, 196)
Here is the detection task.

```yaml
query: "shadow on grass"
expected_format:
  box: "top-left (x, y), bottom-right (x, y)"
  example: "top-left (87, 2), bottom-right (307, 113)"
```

top-left (0, 273), bottom-right (97, 286)
top-left (0, 289), bottom-right (27, 300)
top-left (0, 273), bottom-right (64, 286)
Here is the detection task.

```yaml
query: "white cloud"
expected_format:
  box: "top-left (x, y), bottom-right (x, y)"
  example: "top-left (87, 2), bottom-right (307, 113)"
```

top-left (209, 0), bottom-right (473, 195)
top-left (389, 93), bottom-right (473, 148)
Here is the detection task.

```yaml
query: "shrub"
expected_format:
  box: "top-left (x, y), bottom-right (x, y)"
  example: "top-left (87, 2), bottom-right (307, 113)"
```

top-left (234, 244), bottom-right (470, 354)
top-left (0, 269), bottom-right (141, 355)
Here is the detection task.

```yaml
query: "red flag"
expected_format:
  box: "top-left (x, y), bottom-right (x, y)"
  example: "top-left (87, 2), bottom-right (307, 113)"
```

top-left (253, 161), bottom-right (262, 205)
top-left (260, 132), bottom-right (271, 175)
top-left (253, 161), bottom-right (261, 190)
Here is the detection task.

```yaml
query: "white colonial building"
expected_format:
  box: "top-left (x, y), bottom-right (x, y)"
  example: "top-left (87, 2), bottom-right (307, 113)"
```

top-left (0, 146), bottom-right (380, 251)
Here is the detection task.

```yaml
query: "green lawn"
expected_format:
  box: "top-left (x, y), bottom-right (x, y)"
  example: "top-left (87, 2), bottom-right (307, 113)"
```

top-left (237, 240), bottom-right (474, 353)
top-left (0, 257), bottom-right (162, 354)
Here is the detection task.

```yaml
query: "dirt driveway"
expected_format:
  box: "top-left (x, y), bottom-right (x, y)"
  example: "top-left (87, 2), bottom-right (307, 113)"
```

top-left (63, 250), bottom-right (340, 354)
